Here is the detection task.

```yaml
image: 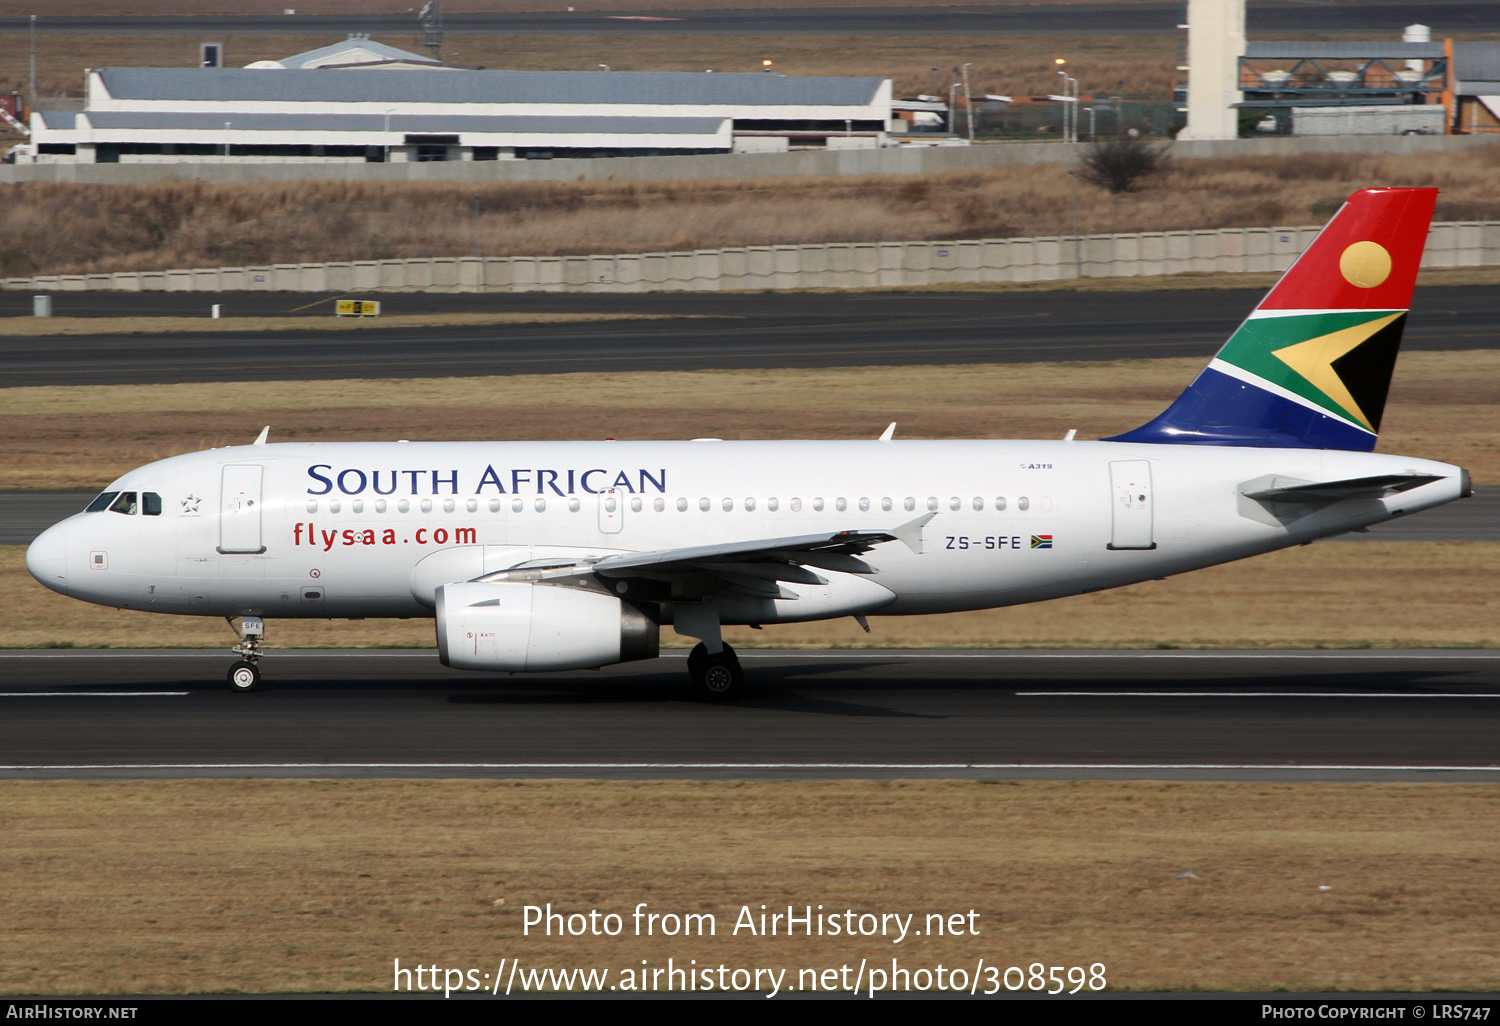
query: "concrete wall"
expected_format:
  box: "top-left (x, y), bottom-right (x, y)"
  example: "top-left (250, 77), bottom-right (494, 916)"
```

top-left (7, 221), bottom-right (1497, 295)
top-left (4, 132), bottom-right (1498, 186)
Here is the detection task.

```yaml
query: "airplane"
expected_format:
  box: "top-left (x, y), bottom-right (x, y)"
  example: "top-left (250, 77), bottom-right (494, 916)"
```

top-left (25, 187), bottom-right (1470, 700)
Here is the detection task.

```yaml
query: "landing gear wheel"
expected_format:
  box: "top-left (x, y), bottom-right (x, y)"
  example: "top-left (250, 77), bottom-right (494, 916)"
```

top-left (687, 641), bottom-right (735, 675)
top-left (228, 659), bottom-right (261, 693)
top-left (690, 649), bottom-right (744, 702)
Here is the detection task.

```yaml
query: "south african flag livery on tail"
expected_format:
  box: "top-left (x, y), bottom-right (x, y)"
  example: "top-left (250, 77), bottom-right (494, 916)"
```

top-left (1107, 188), bottom-right (1437, 451)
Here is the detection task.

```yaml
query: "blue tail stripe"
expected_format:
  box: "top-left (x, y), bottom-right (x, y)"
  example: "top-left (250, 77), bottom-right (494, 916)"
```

top-left (1103, 366), bottom-right (1377, 451)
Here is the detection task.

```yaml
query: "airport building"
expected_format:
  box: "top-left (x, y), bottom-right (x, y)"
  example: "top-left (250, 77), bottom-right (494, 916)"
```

top-left (28, 37), bottom-right (892, 164)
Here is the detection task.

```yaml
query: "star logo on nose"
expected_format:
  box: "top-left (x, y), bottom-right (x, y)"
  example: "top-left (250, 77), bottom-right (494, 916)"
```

top-left (181, 493), bottom-right (202, 515)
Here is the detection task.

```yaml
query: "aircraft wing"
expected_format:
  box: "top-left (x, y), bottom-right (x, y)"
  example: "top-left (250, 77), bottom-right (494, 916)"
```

top-left (1242, 473), bottom-right (1444, 504)
top-left (476, 513), bottom-right (935, 593)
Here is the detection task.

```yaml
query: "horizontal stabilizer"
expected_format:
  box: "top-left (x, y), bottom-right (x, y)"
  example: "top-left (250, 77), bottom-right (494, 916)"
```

top-left (1242, 472), bottom-right (1444, 504)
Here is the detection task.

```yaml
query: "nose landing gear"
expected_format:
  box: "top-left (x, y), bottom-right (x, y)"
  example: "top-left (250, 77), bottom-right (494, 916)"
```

top-left (226, 615), bottom-right (265, 692)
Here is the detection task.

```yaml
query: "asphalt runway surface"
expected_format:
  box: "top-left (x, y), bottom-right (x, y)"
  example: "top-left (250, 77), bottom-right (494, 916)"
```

top-left (2, 285), bottom-right (1497, 387)
top-left (5, 2), bottom-right (1498, 36)
top-left (6, 488), bottom-right (1495, 546)
top-left (1, 649), bottom-right (1497, 782)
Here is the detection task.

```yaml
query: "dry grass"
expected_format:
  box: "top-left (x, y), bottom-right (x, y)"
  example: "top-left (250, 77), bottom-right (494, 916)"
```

top-left (4, 540), bottom-right (1494, 651)
top-left (2, 779), bottom-right (1498, 994)
top-left (0, 311), bottom-right (689, 336)
top-left (0, 352), bottom-right (1493, 490)
top-left (9, 150), bottom-right (1500, 278)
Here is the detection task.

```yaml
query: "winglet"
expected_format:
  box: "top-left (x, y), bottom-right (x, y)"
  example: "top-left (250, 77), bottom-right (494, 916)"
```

top-left (252, 426), bottom-right (270, 446)
top-left (879, 422), bottom-right (897, 442)
top-left (892, 511), bottom-right (936, 554)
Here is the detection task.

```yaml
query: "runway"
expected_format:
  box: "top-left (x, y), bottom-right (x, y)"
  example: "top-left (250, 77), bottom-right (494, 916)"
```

top-left (2, 285), bottom-right (1497, 387)
top-left (6, 488), bottom-right (1496, 546)
top-left (6, 2), bottom-right (1498, 37)
top-left (0, 650), bottom-right (1496, 782)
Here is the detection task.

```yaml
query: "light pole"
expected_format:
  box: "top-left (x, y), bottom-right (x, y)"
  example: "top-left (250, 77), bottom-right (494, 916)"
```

top-left (948, 82), bottom-right (960, 136)
top-left (1085, 106), bottom-right (1096, 141)
top-left (29, 15), bottom-right (36, 116)
top-left (1056, 70), bottom-right (1078, 143)
top-left (224, 121), bottom-right (231, 159)
top-left (1068, 168), bottom-right (1081, 278)
top-left (384, 107), bottom-right (394, 162)
top-left (473, 191), bottom-right (483, 293)
top-left (961, 62), bottom-right (974, 141)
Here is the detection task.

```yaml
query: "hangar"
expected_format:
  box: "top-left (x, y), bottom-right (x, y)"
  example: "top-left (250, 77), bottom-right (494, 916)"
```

top-left (28, 41), bottom-right (892, 164)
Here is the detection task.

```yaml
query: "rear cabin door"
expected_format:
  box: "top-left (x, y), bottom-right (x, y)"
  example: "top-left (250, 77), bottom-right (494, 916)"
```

top-left (219, 464), bottom-right (265, 554)
top-left (1108, 460), bottom-right (1156, 550)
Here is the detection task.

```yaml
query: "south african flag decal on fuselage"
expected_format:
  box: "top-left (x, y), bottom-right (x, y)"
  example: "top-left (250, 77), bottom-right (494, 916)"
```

top-left (1031, 535), bottom-right (1053, 549)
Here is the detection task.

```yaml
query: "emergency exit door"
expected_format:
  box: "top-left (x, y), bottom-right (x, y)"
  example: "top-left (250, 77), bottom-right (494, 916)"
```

top-left (219, 464), bottom-right (265, 553)
top-left (598, 488), bottom-right (623, 533)
top-left (1108, 460), bottom-right (1155, 550)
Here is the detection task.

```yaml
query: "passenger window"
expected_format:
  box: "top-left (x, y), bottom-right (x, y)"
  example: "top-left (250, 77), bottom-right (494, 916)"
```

top-left (721, 498), bottom-right (733, 512)
top-left (677, 497), bottom-right (688, 512)
top-left (466, 498), bottom-right (478, 513)
top-left (858, 497), bottom-right (869, 512)
top-left (352, 500), bottom-right (364, 514)
top-left (972, 497), bottom-right (983, 511)
top-left (836, 498), bottom-right (847, 512)
top-left (699, 498), bottom-right (711, 512)
top-left (630, 497), bottom-right (642, 513)
top-left (813, 498), bottom-right (825, 512)
top-left (489, 499), bottom-right (501, 513)
top-left (330, 499), bottom-right (342, 514)
top-left (420, 499), bottom-right (433, 513)
top-left (306, 499), bottom-right (318, 514)
top-left (654, 497), bottom-right (665, 512)
top-left (881, 497), bottom-right (892, 512)
top-left (376, 500), bottom-right (387, 513)
top-left (1018, 496), bottom-right (1030, 511)
top-left (790, 498), bottom-right (802, 512)
top-left (87, 491), bottom-right (119, 513)
top-left (143, 492), bottom-right (162, 516)
top-left (568, 498), bottom-right (581, 512)
top-left (512, 498), bottom-right (524, 513)
top-left (768, 497), bottom-right (779, 512)
top-left (744, 498), bottom-right (756, 512)
top-left (534, 498), bottom-right (546, 512)
top-left (927, 497), bottom-right (938, 512)
top-left (398, 499), bottom-right (410, 513)
top-left (444, 499), bottom-right (456, 513)
top-left (949, 497), bottom-right (961, 511)
top-left (904, 497), bottom-right (915, 512)
top-left (109, 491), bottom-right (139, 515)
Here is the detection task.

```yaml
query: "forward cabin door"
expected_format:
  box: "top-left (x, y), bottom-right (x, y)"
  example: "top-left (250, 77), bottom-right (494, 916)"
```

top-left (219, 464), bottom-right (266, 554)
top-left (598, 487), bottom-right (623, 534)
top-left (1108, 460), bottom-right (1156, 550)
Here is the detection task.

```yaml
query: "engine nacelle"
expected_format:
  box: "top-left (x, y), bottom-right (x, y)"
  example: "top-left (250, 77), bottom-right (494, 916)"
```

top-left (435, 580), bottom-right (658, 672)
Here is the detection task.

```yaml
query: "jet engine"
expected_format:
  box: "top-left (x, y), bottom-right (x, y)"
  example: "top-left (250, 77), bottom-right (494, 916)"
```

top-left (435, 580), bottom-right (658, 672)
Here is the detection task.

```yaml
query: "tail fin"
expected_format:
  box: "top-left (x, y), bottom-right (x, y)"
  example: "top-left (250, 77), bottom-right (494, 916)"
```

top-left (1105, 187), bottom-right (1437, 451)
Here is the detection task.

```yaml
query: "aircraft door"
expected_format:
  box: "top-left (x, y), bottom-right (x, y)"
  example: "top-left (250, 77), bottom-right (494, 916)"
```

top-left (219, 464), bottom-right (266, 554)
top-left (1108, 460), bottom-right (1155, 550)
top-left (598, 488), bottom-right (623, 534)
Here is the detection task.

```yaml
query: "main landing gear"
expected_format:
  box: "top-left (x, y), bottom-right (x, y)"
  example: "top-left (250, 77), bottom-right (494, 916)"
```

top-left (226, 615), bottom-right (265, 692)
top-left (687, 642), bottom-right (744, 702)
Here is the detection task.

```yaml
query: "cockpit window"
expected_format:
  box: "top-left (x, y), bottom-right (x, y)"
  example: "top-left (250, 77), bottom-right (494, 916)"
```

top-left (86, 491), bottom-right (119, 513)
top-left (143, 492), bottom-right (162, 516)
top-left (108, 491), bottom-right (139, 515)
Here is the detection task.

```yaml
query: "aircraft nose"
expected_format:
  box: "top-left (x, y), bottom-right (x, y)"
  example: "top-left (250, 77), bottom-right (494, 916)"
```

top-left (26, 521), bottom-right (69, 596)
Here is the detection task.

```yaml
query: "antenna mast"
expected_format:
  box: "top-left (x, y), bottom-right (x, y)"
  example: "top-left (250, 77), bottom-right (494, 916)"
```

top-left (418, 1), bottom-right (444, 59)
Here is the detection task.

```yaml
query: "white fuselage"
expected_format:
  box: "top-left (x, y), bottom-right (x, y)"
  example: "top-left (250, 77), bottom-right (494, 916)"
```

top-left (26, 438), bottom-right (1467, 627)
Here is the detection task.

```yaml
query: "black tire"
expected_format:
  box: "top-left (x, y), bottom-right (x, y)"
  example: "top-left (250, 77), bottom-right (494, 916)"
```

top-left (692, 651), bottom-right (745, 702)
top-left (686, 642), bottom-right (735, 680)
top-left (228, 659), bottom-right (261, 693)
